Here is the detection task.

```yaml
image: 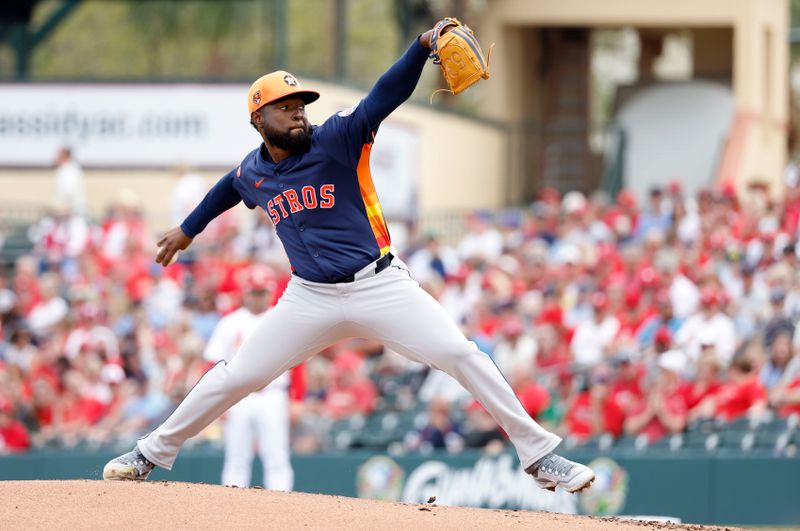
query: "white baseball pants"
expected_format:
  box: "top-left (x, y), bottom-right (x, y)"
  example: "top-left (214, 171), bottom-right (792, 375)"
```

top-left (221, 389), bottom-right (292, 490)
top-left (138, 256), bottom-right (561, 470)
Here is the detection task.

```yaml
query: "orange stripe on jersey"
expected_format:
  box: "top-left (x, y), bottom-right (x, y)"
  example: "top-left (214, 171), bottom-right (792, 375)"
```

top-left (356, 143), bottom-right (391, 255)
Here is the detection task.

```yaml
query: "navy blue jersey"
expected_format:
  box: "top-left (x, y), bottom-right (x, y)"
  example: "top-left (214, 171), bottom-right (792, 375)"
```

top-left (181, 39), bottom-right (429, 282)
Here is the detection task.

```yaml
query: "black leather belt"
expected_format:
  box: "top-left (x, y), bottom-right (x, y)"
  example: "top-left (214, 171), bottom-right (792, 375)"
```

top-left (337, 252), bottom-right (393, 283)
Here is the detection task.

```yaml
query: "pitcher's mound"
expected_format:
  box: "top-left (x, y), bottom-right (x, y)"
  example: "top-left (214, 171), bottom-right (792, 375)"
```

top-left (1, 480), bottom-right (740, 530)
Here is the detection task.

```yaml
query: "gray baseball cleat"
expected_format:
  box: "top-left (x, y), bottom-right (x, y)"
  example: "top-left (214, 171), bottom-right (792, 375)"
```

top-left (525, 452), bottom-right (595, 493)
top-left (103, 446), bottom-right (156, 481)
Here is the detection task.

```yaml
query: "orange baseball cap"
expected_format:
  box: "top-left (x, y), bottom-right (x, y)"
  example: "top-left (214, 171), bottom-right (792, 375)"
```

top-left (247, 71), bottom-right (320, 115)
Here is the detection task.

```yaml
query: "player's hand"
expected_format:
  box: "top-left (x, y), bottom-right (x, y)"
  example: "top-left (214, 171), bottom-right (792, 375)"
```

top-left (156, 226), bottom-right (192, 266)
top-left (420, 23), bottom-right (454, 49)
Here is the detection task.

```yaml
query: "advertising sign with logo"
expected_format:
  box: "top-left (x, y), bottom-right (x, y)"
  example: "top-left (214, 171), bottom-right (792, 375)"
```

top-left (356, 454), bottom-right (579, 514)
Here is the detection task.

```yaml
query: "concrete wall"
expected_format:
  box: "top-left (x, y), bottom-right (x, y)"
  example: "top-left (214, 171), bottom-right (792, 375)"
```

top-left (483, 0), bottom-right (789, 195)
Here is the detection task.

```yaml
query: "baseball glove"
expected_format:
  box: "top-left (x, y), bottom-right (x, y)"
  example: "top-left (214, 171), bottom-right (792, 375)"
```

top-left (429, 18), bottom-right (493, 102)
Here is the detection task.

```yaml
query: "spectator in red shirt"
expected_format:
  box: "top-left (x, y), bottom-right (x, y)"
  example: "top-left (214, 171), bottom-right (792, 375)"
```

top-left (690, 347), bottom-right (768, 423)
top-left (624, 350), bottom-right (688, 443)
top-left (49, 370), bottom-right (108, 447)
top-left (682, 354), bottom-right (723, 419)
top-left (512, 370), bottom-right (551, 421)
top-left (712, 351), bottom-right (768, 422)
top-left (323, 351), bottom-right (377, 421)
top-left (771, 377), bottom-right (800, 417)
top-left (609, 352), bottom-right (645, 415)
top-left (563, 367), bottom-right (625, 441)
top-left (0, 398), bottom-right (30, 453)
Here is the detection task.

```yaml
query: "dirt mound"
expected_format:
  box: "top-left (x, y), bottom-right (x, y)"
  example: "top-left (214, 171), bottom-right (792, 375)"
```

top-left (1, 480), bottom-right (741, 530)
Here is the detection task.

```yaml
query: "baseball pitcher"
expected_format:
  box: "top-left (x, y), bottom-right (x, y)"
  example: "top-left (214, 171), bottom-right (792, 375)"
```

top-left (104, 20), bottom-right (594, 494)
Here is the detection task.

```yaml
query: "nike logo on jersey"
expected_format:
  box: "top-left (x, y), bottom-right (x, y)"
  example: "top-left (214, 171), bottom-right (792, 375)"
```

top-left (255, 177), bottom-right (265, 188)
top-left (266, 184), bottom-right (335, 225)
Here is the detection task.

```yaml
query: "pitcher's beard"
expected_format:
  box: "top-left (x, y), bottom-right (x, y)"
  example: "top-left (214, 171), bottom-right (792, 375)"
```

top-left (265, 124), bottom-right (313, 154)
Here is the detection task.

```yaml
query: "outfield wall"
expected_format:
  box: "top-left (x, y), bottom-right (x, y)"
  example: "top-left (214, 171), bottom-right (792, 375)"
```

top-left (1, 449), bottom-right (797, 526)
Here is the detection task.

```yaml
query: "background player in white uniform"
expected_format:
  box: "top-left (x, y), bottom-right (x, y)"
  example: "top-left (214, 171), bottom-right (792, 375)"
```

top-left (103, 21), bottom-right (594, 494)
top-left (203, 266), bottom-right (292, 490)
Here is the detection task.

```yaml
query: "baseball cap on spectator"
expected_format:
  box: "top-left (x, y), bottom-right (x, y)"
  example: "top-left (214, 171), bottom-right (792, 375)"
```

top-left (244, 266), bottom-right (276, 292)
top-left (0, 289), bottom-right (15, 314)
top-left (78, 302), bottom-right (100, 320)
top-left (699, 287), bottom-right (718, 307)
top-left (101, 364), bottom-right (126, 384)
top-left (721, 181), bottom-right (737, 200)
top-left (740, 262), bottom-right (757, 277)
top-left (446, 264), bottom-right (472, 283)
top-left (708, 233), bottom-right (726, 250)
top-left (557, 367), bottom-right (574, 383)
top-left (654, 326), bottom-right (672, 346)
top-left (248, 71), bottom-right (319, 115)
top-left (537, 303), bottom-right (563, 326)
top-left (769, 287), bottom-right (787, 304)
top-left (617, 189), bottom-right (637, 209)
top-left (589, 366), bottom-right (612, 386)
top-left (612, 351), bottom-right (634, 366)
top-left (657, 350), bottom-right (687, 375)
top-left (557, 244), bottom-right (581, 266)
top-left (667, 179), bottom-right (683, 195)
top-left (332, 351), bottom-right (363, 375)
top-left (639, 267), bottom-right (660, 288)
top-left (758, 217), bottom-right (779, 240)
top-left (562, 191), bottom-right (587, 215)
top-left (655, 289), bottom-right (671, 306)
top-left (501, 316), bottom-right (524, 337)
top-left (624, 284), bottom-right (641, 308)
top-left (499, 210), bottom-right (521, 229)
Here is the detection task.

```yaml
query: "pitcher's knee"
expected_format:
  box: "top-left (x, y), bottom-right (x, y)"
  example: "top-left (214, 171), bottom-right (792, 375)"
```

top-left (432, 341), bottom-right (486, 370)
top-left (219, 363), bottom-right (270, 395)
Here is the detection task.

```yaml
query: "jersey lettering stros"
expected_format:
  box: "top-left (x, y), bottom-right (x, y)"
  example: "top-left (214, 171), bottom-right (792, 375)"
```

top-left (231, 101), bottom-right (391, 283)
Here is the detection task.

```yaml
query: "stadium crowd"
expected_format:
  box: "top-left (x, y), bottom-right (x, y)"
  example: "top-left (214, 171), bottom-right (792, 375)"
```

top-left (2, 170), bottom-right (800, 456)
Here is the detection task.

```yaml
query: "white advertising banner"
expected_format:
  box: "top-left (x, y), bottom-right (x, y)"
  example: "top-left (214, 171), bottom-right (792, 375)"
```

top-left (0, 83), bottom-right (418, 216)
top-left (0, 83), bottom-right (254, 168)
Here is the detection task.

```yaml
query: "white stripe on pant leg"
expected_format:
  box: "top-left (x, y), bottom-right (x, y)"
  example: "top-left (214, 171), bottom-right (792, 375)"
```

top-left (138, 280), bottom-right (347, 470)
top-left (349, 265), bottom-right (561, 468)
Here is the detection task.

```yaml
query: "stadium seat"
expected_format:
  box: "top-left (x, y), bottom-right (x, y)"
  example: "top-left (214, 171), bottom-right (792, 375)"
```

top-left (578, 433), bottom-right (615, 451)
top-left (719, 430), bottom-right (754, 451)
top-left (757, 416), bottom-right (790, 433)
top-left (771, 431), bottom-right (796, 456)
top-left (686, 418), bottom-right (716, 434)
top-left (683, 431), bottom-right (718, 452)
top-left (614, 434), bottom-right (648, 452)
top-left (330, 421), bottom-right (356, 450)
top-left (752, 430), bottom-right (785, 452)
top-left (721, 416), bottom-right (756, 432)
top-left (647, 433), bottom-right (684, 452)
